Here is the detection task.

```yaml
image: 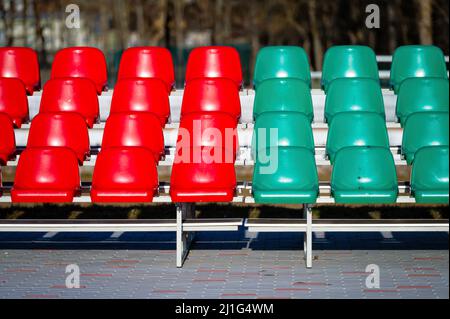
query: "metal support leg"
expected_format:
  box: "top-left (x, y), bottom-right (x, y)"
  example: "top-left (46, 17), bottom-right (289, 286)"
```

top-left (303, 204), bottom-right (313, 268)
top-left (176, 203), bottom-right (195, 268)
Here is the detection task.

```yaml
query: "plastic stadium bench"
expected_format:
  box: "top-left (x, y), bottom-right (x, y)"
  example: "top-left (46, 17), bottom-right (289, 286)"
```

top-left (185, 46), bottom-right (243, 89)
top-left (331, 147), bottom-right (398, 204)
top-left (402, 112), bottom-right (449, 165)
top-left (253, 78), bottom-right (314, 122)
top-left (411, 146), bottom-right (449, 204)
top-left (327, 112), bottom-right (398, 204)
top-left (324, 78), bottom-right (385, 124)
top-left (390, 45), bottom-right (448, 94)
top-left (326, 112), bottom-right (390, 163)
top-left (0, 47), bottom-right (40, 95)
top-left (171, 47), bottom-right (241, 204)
top-left (0, 78), bottom-right (30, 128)
top-left (181, 78), bottom-right (241, 122)
top-left (26, 112), bottom-right (91, 165)
top-left (91, 147), bottom-right (159, 203)
top-left (0, 113), bottom-right (16, 165)
top-left (252, 113), bottom-right (318, 204)
top-left (178, 113), bottom-right (239, 161)
top-left (101, 112), bottom-right (165, 162)
top-left (110, 78), bottom-right (171, 127)
top-left (51, 47), bottom-right (108, 94)
top-left (322, 45), bottom-right (379, 93)
top-left (11, 147), bottom-right (81, 203)
top-left (117, 47), bottom-right (175, 94)
top-left (39, 78), bottom-right (100, 128)
top-left (396, 78), bottom-right (449, 127)
top-left (253, 46), bottom-right (311, 89)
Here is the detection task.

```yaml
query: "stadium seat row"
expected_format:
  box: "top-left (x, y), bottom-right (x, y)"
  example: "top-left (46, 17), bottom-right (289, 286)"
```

top-left (1, 45), bottom-right (449, 204)
top-left (2, 47), bottom-right (176, 202)
top-left (89, 47), bottom-right (174, 203)
top-left (252, 46), bottom-right (449, 204)
top-left (1, 45), bottom-right (447, 126)
top-left (252, 59), bottom-right (318, 204)
top-left (254, 45), bottom-right (448, 94)
top-left (170, 47), bottom-right (242, 202)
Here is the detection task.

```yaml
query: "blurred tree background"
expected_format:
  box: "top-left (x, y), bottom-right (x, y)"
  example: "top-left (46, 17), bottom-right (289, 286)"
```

top-left (0, 0), bottom-right (448, 87)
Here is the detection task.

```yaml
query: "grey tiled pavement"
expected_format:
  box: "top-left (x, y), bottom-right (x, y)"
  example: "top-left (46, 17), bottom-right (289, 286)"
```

top-left (0, 229), bottom-right (448, 299)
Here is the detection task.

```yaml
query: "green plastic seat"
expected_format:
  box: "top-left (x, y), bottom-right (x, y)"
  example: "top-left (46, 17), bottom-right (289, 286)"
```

top-left (253, 147), bottom-right (319, 204)
top-left (322, 46), bottom-right (379, 93)
top-left (252, 112), bottom-right (314, 158)
top-left (253, 46), bottom-right (311, 89)
top-left (326, 112), bottom-right (390, 163)
top-left (390, 45), bottom-right (448, 94)
top-left (325, 78), bottom-right (385, 124)
top-left (331, 147), bottom-right (398, 204)
top-left (411, 146), bottom-right (449, 204)
top-left (396, 78), bottom-right (449, 126)
top-left (402, 112), bottom-right (449, 165)
top-left (253, 78), bottom-right (314, 122)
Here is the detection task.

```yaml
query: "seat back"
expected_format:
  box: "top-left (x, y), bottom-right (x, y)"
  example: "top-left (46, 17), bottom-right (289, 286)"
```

top-left (0, 113), bottom-right (16, 165)
top-left (411, 146), bottom-right (449, 204)
top-left (391, 45), bottom-right (448, 94)
top-left (253, 113), bottom-right (314, 156)
top-left (185, 46), bottom-right (243, 88)
top-left (322, 46), bottom-right (379, 92)
top-left (253, 46), bottom-right (311, 89)
top-left (181, 78), bottom-right (241, 121)
top-left (396, 78), bottom-right (449, 126)
top-left (0, 47), bottom-right (40, 94)
top-left (325, 78), bottom-right (385, 124)
top-left (0, 77), bottom-right (29, 127)
top-left (27, 112), bottom-right (90, 164)
top-left (11, 147), bottom-right (80, 202)
top-left (326, 112), bottom-right (390, 163)
top-left (117, 47), bottom-right (175, 93)
top-left (91, 147), bottom-right (159, 202)
top-left (170, 148), bottom-right (237, 203)
top-left (331, 147), bottom-right (398, 204)
top-left (252, 147), bottom-right (319, 205)
top-left (253, 78), bottom-right (313, 122)
top-left (102, 112), bottom-right (164, 161)
top-left (110, 78), bottom-right (170, 126)
top-left (51, 47), bottom-right (108, 94)
top-left (402, 112), bottom-right (449, 164)
top-left (40, 78), bottom-right (100, 128)
top-left (178, 113), bottom-right (239, 161)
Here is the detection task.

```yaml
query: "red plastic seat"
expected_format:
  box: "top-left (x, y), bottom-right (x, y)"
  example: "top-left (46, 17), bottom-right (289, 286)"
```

top-left (170, 148), bottom-right (237, 203)
top-left (0, 166), bottom-right (3, 197)
top-left (0, 113), bottom-right (16, 165)
top-left (110, 78), bottom-right (170, 126)
top-left (91, 148), bottom-right (159, 203)
top-left (181, 78), bottom-right (241, 121)
top-left (40, 78), bottom-right (100, 128)
top-left (11, 147), bottom-right (80, 203)
top-left (51, 47), bottom-right (108, 94)
top-left (27, 113), bottom-right (90, 164)
top-left (117, 47), bottom-right (175, 93)
top-left (185, 46), bottom-right (243, 88)
top-left (0, 78), bottom-right (29, 128)
top-left (102, 113), bottom-right (164, 161)
top-left (0, 47), bottom-right (40, 95)
top-left (178, 113), bottom-right (239, 161)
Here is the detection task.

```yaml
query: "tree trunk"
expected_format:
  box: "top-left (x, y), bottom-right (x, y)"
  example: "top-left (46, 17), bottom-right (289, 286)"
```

top-left (308, 0), bottom-right (323, 70)
top-left (417, 0), bottom-right (433, 44)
